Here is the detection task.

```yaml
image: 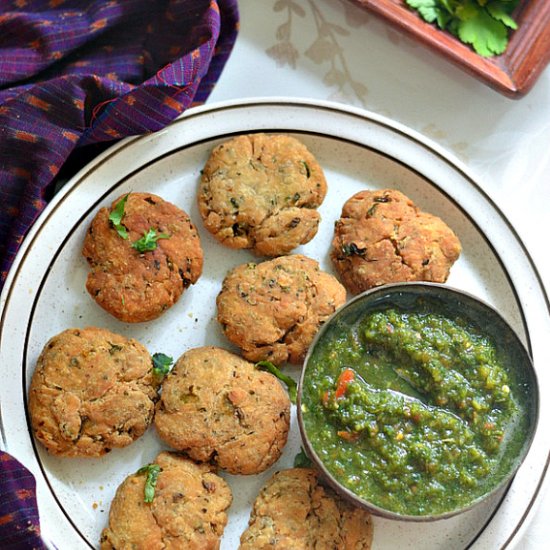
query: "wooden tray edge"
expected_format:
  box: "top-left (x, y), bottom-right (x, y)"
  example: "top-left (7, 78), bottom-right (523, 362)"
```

top-left (348, 0), bottom-right (550, 98)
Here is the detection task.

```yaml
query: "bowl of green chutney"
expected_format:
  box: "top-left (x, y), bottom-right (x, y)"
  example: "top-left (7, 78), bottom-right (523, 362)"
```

top-left (297, 282), bottom-right (539, 521)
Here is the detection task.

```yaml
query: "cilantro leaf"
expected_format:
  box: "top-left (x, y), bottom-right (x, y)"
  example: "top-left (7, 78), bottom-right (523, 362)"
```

top-left (406, 0), bottom-right (519, 57)
top-left (132, 228), bottom-right (170, 253)
top-left (406, 0), bottom-right (451, 28)
top-left (293, 447), bottom-right (312, 468)
top-left (457, 2), bottom-right (509, 56)
top-left (255, 361), bottom-right (297, 404)
top-left (152, 352), bottom-right (173, 379)
top-left (108, 194), bottom-right (129, 239)
top-left (136, 463), bottom-right (162, 503)
top-left (487, 1), bottom-right (518, 30)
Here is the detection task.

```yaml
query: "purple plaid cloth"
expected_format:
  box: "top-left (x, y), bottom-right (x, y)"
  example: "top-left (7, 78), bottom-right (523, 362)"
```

top-left (0, 0), bottom-right (239, 547)
top-left (0, 454), bottom-right (43, 549)
top-left (0, 0), bottom-right (239, 288)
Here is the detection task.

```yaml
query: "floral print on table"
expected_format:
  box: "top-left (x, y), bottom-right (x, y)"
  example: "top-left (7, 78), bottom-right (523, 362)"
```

top-left (266, 0), bottom-right (369, 105)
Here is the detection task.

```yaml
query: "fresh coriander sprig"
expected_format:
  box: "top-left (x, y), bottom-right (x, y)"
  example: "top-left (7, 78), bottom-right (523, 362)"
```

top-left (152, 352), bottom-right (173, 379)
top-left (132, 228), bottom-right (170, 253)
top-left (293, 447), bottom-right (312, 468)
top-left (406, 0), bottom-right (519, 57)
top-left (108, 194), bottom-right (170, 252)
top-left (136, 463), bottom-right (162, 503)
top-left (255, 361), bottom-right (297, 404)
top-left (108, 194), bottom-right (129, 239)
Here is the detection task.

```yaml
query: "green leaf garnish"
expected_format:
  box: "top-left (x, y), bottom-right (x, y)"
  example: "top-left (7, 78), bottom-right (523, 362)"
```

top-left (152, 352), bottom-right (173, 379)
top-left (108, 194), bottom-right (129, 239)
top-left (255, 361), bottom-right (297, 404)
top-left (132, 228), bottom-right (170, 253)
top-left (136, 463), bottom-right (161, 503)
top-left (293, 447), bottom-right (312, 468)
top-left (456, 1), bottom-right (509, 56)
top-left (406, 0), bottom-right (445, 25)
top-left (487, 1), bottom-right (518, 30)
top-left (405, 0), bottom-right (519, 57)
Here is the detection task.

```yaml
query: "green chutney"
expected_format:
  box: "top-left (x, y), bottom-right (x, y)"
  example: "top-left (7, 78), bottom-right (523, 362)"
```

top-left (302, 305), bottom-right (529, 516)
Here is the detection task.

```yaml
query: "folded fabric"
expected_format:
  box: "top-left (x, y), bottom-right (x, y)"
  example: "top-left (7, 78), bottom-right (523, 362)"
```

top-left (0, 0), bottom-right (239, 290)
top-left (0, 453), bottom-right (44, 550)
top-left (0, 1), bottom-right (239, 547)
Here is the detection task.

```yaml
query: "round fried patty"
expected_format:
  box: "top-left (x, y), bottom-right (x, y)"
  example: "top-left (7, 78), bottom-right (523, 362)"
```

top-left (82, 192), bottom-right (203, 323)
top-left (28, 327), bottom-right (158, 457)
top-left (239, 468), bottom-right (374, 550)
top-left (217, 255), bottom-right (346, 365)
top-left (100, 451), bottom-right (232, 550)
top-left (154, 347), bottom-right (291, 475)
top-left (198, 133), bottom-right (327, 256)
top-left (331, 189), bottom-right (462, 294)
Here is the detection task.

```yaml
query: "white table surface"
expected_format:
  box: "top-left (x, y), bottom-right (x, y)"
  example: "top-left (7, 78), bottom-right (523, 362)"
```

top-left (207, 0), bottom-right (550, 548)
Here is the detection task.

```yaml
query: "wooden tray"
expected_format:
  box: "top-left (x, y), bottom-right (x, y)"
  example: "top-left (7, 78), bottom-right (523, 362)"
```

top-left (348, 0), bottom-right (550, 98)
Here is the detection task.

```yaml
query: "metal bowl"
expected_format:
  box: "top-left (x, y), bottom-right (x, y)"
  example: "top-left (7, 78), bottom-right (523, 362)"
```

top-left (297, 282), bottom-right (539, 521)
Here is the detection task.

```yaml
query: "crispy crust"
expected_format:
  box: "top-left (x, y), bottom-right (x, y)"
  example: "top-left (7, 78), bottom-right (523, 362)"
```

top-left (216, 255), bottom-right (346, 365)
top-left (82, 192), bottom-right (203, 323)
top-left (28, 327), bottom-right (158, 457)
top-left (239, 468), bottom-right (373, 549)
top-left (100, 452), bottom-right (232, 550)
top-left (331, 189), bottom-right (461, 294)
top-left (198, 134), bottom-right (327, 256)
top-left (154, 347), bottom-right (291, 475)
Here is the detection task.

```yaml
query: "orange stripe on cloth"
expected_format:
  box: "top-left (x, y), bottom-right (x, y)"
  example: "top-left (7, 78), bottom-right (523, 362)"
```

top-left (16, 488), bottom-right (34, 500)
top-left (27, 95), bottom-right (51, 111)
top-left (105, 128), bottom-right (121, 138)
top-left (14, 130), bottom-right (38, 143)
top-left (163, 96), bottom-right (182, 111)
top-left (0, 513), bottom-right (14, 526)
top-left (62, 129), bottom-right (79, 142)
top-left (91, 18), bottom-right (107, 31)
top-left (11, 167), bottom-right (32, 179)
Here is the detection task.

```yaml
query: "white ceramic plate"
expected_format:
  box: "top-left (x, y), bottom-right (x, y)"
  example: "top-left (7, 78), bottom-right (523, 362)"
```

top-left (1, 98), bottom-right (548, 550)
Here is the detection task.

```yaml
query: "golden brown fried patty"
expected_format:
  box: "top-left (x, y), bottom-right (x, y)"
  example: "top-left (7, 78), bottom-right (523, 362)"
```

top-left (216, 255), bottom-right (346, 365)
top-left (154, 347), bottom-right (290, 475)
top-left (198, 133), bottom-right (327, 256)
top-left (331, 189), bottom-right (461, 294)
top-left (239, 468), bottom-right (373, 550)
top-left (100, 451), bottom-right (232, 550)
top-left (28, 327), bottom-right (158, 457)
top-left (83, 192), bottom-right (203, 323)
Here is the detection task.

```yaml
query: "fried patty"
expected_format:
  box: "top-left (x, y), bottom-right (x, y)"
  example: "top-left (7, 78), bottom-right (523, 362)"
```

top-left (28, 327), bottom-right (158, 457)
top-left (82, 192), bottom-right (203, 323)
top-left (239, 468), bottom-right (373, 549)
top-left (331, 189), bottom-right (461, 294)
top-left (217, 255), bottom-right (346, 365)
top-left (198, 133), bottom-right (327, 256)
top-left (100, 451), bottom-right (232, 550)
top-left (154, 347), bottom-right (291, 475)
